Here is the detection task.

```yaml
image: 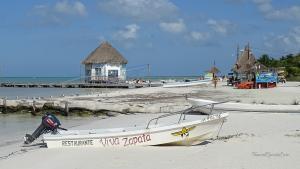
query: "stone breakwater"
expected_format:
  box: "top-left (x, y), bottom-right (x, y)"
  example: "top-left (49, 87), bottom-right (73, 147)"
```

top-left (1, 95), bottom-right (300, 116)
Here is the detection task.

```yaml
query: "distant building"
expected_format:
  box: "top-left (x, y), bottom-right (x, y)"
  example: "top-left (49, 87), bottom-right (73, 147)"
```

top-left (82, 41), bottom-right (128, 82)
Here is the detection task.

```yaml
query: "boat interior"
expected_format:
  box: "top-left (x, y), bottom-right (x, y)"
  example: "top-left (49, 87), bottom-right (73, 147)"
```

top-left (45, 111), bottom-right (223, 137)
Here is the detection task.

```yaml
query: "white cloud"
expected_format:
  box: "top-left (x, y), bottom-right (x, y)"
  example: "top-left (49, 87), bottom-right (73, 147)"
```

top-left (189, 31), bottom-right (210, 41)
top-left (264, 26), bottom-right (300, 52)
top-left (97, 35), bottom-right (107, 43)
top-left (98, 0), bottom-right (177, 21)
top-left (159, 19), bottom-right (186, 33)
top-left (253, 0), bottom-right (300, 21)
top-left (32, 0), bottom-right (87, 25)
top-left (255, 0), bottom-right (272, 13)
top-left (114, 24), bottom-right (140, 40)
top-left (268, 6), bottom-right (300, 21)
top-left (54, 0), bottom-right (87, 16)
top-left (207, 19), bottom-right (235, 35)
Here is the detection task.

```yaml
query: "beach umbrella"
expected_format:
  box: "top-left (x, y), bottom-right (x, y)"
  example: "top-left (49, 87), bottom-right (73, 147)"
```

top-left (208, 61), bottom-right (220, 76)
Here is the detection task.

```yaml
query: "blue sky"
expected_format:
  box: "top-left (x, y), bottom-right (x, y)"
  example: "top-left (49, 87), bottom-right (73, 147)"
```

top-left (1, 0), bottom-right (300, 77)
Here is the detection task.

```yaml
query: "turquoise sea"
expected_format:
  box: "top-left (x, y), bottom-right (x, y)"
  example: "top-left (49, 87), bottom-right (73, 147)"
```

top-left (0, 77), bottom-right (109, 99)
top-left (0, 77), bottom-right (82, 84)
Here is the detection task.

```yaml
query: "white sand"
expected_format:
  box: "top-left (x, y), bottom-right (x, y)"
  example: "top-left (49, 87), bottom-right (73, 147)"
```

top-left (1, 82), bottom-right (300, 169)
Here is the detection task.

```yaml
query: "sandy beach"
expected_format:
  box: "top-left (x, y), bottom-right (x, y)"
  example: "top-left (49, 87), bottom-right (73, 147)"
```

top-left (0, 82), bottom-right (300, 169)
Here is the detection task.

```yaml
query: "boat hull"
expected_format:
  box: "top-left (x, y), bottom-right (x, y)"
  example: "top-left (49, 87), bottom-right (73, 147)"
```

top-left (43, 113), bottom-right (228, 148)
top-left (163, 79), bottom-right (211, 88)
top-left (187, 98), bottom-right (300, 113)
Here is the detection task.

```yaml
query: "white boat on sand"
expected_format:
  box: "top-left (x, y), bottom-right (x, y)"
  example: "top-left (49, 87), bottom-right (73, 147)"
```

top-left (187, 98), bottom-right (300, 113)
top-left (24, 104), bottom-right (228, 148)
top-left (163, 79), bottom-right (211, 88)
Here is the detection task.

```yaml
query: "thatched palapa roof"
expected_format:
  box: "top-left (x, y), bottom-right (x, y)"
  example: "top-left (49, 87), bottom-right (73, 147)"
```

top-left (232, 45), bottom-right (267, 73)
top-left (232, 45), bottom-right (256, 73)
top-left (82, 41), bottom-right (128, 65)
top-left (207, 61), bottom-right (220, 74)
top-left (208, 66), bottom-right (220, 74)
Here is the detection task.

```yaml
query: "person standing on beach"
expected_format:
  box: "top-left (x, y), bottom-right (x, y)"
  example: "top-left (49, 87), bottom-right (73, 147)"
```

top-left (213, 75), bottom-right (218, 88)
top-left (208, 60), bottom-right (220, 89)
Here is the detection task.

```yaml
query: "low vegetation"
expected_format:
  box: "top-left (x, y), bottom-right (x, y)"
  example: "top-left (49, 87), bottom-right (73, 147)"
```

top-left (257, 54), bottom-right (300, 81)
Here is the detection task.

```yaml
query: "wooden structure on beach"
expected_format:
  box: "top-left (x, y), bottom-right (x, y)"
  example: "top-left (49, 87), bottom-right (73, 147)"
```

top-left (82, 41), bottom-right (128, 83)
top-left (231, 44), bottom-right (277, 89)
top-left (232, 44), bottom-right (267, 81)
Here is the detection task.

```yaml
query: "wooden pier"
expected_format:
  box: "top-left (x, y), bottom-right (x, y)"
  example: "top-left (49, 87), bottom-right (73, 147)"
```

top-left (0, 82), bottom-right (161, 89)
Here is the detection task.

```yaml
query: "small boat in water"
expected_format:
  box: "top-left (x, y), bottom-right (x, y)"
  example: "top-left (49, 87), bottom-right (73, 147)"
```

top-left (163, 79), bottom-right (211, 88)
top-left (24, 104), bottom-right (228, 148)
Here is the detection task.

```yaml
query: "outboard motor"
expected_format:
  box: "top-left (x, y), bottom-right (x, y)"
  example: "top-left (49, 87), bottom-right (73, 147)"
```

top-left (24, 113), bottom-right (67, 144)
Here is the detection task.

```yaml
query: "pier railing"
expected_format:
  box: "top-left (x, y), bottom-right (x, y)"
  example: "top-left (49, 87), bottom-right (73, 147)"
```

top-left (0, 75), bottom-right (154, 89)
top-left (146, 100), bottom-right (231, 129)
top-left (84, 76), bottom-right (126, 84)
top-left (146, 102), bottom-right (219, 129)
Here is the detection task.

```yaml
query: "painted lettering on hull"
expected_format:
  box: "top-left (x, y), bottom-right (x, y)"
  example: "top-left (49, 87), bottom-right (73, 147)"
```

top-left (99, 138), bottom-right (120, 147)
top-left (62, 140), bottom-right (94, 147)
top-left (99, 134), bottom-right (151, 147)
top-left (122, 134), bottom-right (151, 147)
top-left (61, 134), bottom-right (151, 147)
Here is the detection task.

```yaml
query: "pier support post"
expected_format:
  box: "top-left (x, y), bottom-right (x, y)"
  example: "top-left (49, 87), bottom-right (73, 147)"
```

top-left (32, 100), bottom-right (36, 113)
top-left (147, 64), bottom-right (151, 87)
top-left (64, 101), bottom-right (69, 116)
top-left (3, 97), bottom-right (7, 113)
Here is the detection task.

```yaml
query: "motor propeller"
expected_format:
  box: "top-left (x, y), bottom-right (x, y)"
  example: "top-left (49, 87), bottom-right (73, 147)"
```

top-left (24, 113), bottom-right (67, 144)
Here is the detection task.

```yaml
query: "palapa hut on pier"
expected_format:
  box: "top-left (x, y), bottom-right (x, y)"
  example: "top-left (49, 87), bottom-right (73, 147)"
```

top-left (82, 41), bottom-right (128, 83)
